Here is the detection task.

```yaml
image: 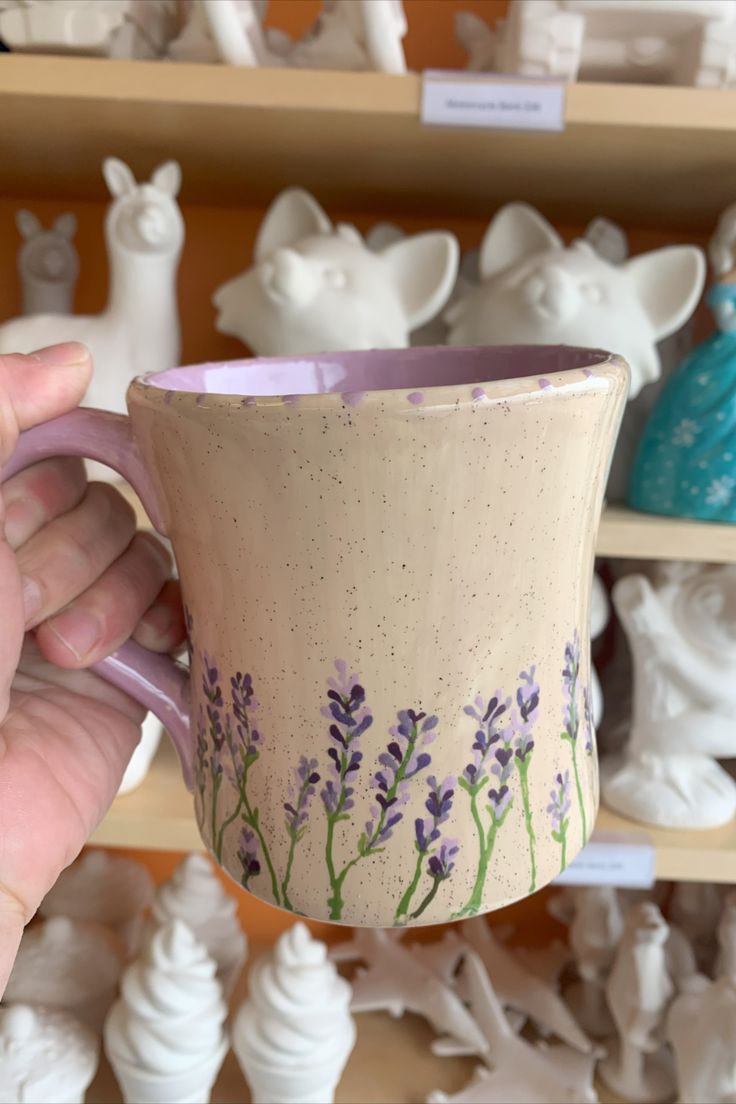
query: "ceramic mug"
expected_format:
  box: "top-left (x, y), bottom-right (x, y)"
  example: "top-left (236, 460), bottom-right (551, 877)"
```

top-left (5, 346), bottom-right (628, 926)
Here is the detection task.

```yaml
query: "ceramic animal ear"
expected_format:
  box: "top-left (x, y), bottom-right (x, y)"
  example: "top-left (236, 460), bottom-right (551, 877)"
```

top-left (151, 161), bottom-right (182, 197)
top-left (53, 212), bottom-right (77, 239)
top-left (254, 188), bottom-right (332, 262)
top-left (478, 203), bottom-right (562, 281)
top-left (103, 157), bottom-right (137, 198)
top-left (383, 232), bottom-right (460, 329)
top-left (625, 245), bottom-right (705, 340)
top-left (15, 209), bottom-right (42, 239)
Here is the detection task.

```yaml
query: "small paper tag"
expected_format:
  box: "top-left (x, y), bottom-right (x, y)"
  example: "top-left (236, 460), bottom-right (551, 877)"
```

top-left (421, 71), bottom-right (566, 132)
top-left (554, 831), bottom-right (656, 889)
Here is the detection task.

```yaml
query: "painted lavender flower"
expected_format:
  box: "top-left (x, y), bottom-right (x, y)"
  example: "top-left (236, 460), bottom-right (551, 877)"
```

top-left (281, 755), bottom-right (320, 910)
top-left (321, 660), bottom-right (374, 920)
top-left (455, 692), bottom-right (514, 918)
top-left (395, 775), bottom-right (456, 922)
top-left (201, 654), bottom-right (226, 854)
top-left (512, 667), bottom-right (540, 893)
top-left (361, 709), bottom-right (437, 853)
top-left (237, 826), bottom-right (261, 890)
top-left (560, 631), bottom-right (588, 845)
top-left (194, 704), bottom-right (208, 814)
top-left (583, 685), bottom-right (594, 756)
top-left (548, 770), bottom-right (571, 871)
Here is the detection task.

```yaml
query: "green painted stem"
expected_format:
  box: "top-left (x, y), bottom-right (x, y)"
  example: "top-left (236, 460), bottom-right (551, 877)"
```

top-left (518, 765), bottom-right (537, 893)
top-left (570, 742), bottom-right (588, 846)
top-left (242, 790), bottom-right (281, 906)
top-left (281, 833), bottom-right (298, 912)
top-left (396, 848), bottom-right (424, 921)
top-left (214, 794), bottom-right (243, 864)
top-left (210, 775), bottom-right (221, 856)
top-left (411, 875), bottom-right (441, 920)
top-left (560, 827), bottom-right (568, 872)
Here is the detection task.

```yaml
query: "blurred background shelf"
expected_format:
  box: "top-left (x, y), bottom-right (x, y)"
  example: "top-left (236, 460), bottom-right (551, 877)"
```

top-left (92, 739), bottom-right (736, 884)
top-left (2, 53), bottom-right (736, 228)
top-left (117, 481), bottom-right (736, 565)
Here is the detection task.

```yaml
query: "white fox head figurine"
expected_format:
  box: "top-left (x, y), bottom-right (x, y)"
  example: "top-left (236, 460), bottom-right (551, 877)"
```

top-left (213, 188), bottom-right (459, 356)
top-left (446, 203), bottom-right (705, 399)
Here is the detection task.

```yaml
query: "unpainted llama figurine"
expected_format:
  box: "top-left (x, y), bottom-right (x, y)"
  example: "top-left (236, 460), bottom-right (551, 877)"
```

top-left (16, 209), bottom-right (79, 315)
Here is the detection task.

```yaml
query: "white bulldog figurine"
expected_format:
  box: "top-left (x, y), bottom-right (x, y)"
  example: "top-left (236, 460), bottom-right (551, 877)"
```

top-left (213, 188), bottom-right (459, 356)
top-left (446, 203), bottom-right (704, 403)
top-left (604, 562), bottom-right (736, 829)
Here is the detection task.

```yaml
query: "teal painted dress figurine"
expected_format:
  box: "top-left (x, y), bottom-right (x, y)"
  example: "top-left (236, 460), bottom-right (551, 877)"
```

top-left (629, 208), bottom-right (736, 523)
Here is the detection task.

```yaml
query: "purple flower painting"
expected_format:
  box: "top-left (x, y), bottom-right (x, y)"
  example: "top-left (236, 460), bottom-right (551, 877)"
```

top-left (455, 692), bottom-right (515, 918)
top-left (560, 631), bottom-right (588, 846)
top-left (583, 686), bottom-right (594, 756)
top-left (395, 775), bottom-right (457, 922)
top-left (237, 826), bottom-right (261, 890)
top-left (281, 755), bottom-right (320, 910)
top-left (512, 667), bottom-right (540, 893)
top-left (547, 770), bottom-right (571, 871)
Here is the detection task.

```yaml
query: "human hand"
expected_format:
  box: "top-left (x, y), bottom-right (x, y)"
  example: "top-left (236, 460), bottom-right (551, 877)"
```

top-left (0, 344), bottom-right (185, 994)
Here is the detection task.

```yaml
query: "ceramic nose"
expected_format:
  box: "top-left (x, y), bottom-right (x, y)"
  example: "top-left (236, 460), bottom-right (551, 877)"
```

top-left (523, 265), bottom-right (578, 322)
top-left (262, 248), bottom-right (319, 307)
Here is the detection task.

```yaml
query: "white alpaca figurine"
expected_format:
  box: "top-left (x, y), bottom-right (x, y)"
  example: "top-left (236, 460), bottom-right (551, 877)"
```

top-left (456, 1), bottom-right (736, 89)
top-left (600, 903), bottom-right (675, 1104)
top-left (446, 202), bottom-right (704, 404)
top-left (16, 209), bottom-right (79, 315)
top-left (213, 187), bottom-right (459, 356)
top-left (668, 975), bottom-right (736, 1104)
top-left (233, 922), bottom-right (355, 1104)
top-left (604, 563), bottom-right (736, 829)
top-left (0, 157), bottom-right (183, 416)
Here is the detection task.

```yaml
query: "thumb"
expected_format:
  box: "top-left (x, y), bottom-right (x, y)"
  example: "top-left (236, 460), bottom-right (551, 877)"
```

top-left (0, 343), bottom-right (92, 469)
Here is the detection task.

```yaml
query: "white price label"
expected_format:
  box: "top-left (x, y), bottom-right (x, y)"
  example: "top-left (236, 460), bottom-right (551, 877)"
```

top-left (554, 831), bottom-right (656, 889)
top-left (421, 71), bottom-right (566, 132)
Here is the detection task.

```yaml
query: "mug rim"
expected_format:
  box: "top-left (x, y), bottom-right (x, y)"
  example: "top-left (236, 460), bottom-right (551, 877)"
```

top-left (130, 345), bottom-right (629, 410)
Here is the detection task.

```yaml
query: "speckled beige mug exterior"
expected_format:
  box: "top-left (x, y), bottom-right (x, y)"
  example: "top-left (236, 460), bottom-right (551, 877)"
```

top-left (116, 345), bottom-right (627, 926)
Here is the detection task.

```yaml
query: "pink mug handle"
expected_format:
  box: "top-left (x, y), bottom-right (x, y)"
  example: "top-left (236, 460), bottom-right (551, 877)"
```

top-left (2, 408), bottom-right (193, 788)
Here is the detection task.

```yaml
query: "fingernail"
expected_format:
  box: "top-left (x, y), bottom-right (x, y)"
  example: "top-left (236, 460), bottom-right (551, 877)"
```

top-left (33, 342), bottom-right (89, 367)
top-left (46, 609), bottom-right (101, 662)
top-left (140, 602), bottom-right (174, 643)
top-left (21, 575), bottom-right (42, 622)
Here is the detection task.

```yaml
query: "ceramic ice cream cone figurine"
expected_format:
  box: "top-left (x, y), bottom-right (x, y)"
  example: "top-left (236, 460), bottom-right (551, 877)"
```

top-left (213, 187), bottom-right (458, 356)
top-left (599, 903), bottom-right (675, 1103)
top-left (563, 886), bottom-right (623, 1038)
top-left (16, 209), bottom-right (79, 315)
top-left (603, 563), bottom-right (736, 828)
top-left (668, 973), bottom-right (736, 1103)
top-left (104, 919), bottom-right (228, 1104)
top-left (0, 1004), bottom-right (99, 1104)
top-left (148, 852), bottom-right (246, 998)
top-left (232, 921), bottom-right (355, 1104)
top-left (40, 849), bottom-right (155, 957)
top-left (4, 916), bottom-right (125, 1031)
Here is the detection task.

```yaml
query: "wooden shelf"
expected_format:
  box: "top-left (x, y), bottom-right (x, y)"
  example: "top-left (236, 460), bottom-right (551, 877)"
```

top-left (93, 739), bottom-right (736, 884)
top-left (2, 54), bottom-right (736, 227)
top-left (116, 481), bottom-right (736, 565)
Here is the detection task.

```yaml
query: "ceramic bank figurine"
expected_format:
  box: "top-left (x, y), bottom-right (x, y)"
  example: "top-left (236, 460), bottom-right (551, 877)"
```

top-left (630, 200), bottom-right (736, 522)
top-left (16, 209), bottom-right (79, 316)
top-left (603, 563), bottom-right (736, 828)
top-left (668, 975), bottom-right (736, 1104)
top-left (4, 344), bottom-right (628, 926)
top-left (457, 1), bottom-right (736, 88)
top-left (213, 187), bottom-right (459, 356)
top-left (0, 1004), bottom-right (99, 1104)
top-left (4, 916), bottom-right (125, 1031)
top-left (105, 919), bottom-right (228, 1104)
top-left (0, 0), bottom-right (179, 57)
top-left (446, 203), bottom-right (704, 408)
top-left (39, 849), bottom-right (155, 957)
top-left (599, 903), bottom-right (675, 1104)
top-left (232, 922), bottom-right (355, 1104)
top-left (427, 950), bottom-right (598, 1104)
top-left (0, 158), bottom-right (183, 419)
top-left (149, 852), bottom-right (246, 997)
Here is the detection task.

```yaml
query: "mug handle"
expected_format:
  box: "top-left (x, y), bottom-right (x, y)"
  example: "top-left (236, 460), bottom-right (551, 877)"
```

top-left (2, 408), bottom-right (193, 788)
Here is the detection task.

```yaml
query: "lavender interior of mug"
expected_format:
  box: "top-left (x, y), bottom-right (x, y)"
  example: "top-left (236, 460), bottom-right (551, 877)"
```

top-left (145, 345), bottom-right (613, 398)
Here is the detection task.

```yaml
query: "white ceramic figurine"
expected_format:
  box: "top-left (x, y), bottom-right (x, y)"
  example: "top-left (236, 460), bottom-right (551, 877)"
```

top-left (0, 157), bottom-right (183, 418)
top-left (0, 1004), bottom-right (99, 1104)
top-left (668, 974), bottom-right (736, 1104)
top-left (0, 0), bottom-right (179, 58)
top-left (604, 563), bottom-right (736, 828)
top-left (213, 187), bottom-right (459, 356)
top-left (16, 209), bottom-right (79, 315)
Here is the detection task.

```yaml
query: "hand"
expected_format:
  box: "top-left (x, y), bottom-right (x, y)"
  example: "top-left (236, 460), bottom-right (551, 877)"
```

top-left (0, 344), bottom-right (185, 994)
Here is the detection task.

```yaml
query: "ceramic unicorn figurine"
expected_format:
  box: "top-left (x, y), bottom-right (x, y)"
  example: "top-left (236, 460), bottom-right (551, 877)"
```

top-left (446, 203), bottom-right (704, 405)
top-left (213, 188), bottom-right (459, 356)
top-left (15, 209), bottom-right (79, 316)
top-left (604, 562), bottom-right (736, 828)
top-left (0, 158), bottom-right (183, 416)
